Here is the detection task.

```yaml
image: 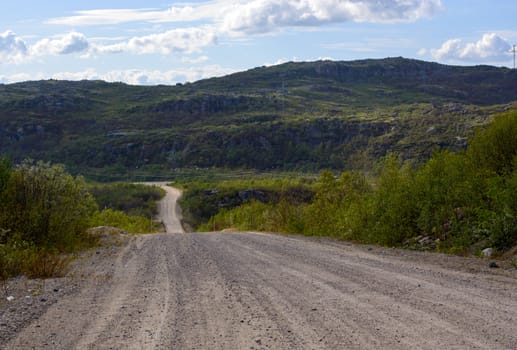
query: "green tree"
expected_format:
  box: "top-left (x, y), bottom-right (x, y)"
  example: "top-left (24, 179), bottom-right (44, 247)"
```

top-left (0, 157), bottom-right (13, 242)
top-left (0, 160), bottom-right (97, 249)
top-left (368, 155), bottom-right (417, 245)
top-left (467, 110), bottom-right (517, 176)
top-left (304, 170), bottom-right (371, 239)
top-left (0, 156), bottom-right (12, 194)
top-left (413, 151), bottom-right (480, 234)
top-left (478, 172), bottom-right (517, 250)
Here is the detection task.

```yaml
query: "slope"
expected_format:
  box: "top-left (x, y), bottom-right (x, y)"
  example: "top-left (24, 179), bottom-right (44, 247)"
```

top-left (0, 57), bottom-right (516, 177)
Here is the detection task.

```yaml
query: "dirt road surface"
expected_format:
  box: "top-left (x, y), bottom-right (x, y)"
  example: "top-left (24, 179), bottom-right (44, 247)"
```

top-left (4, 231), bottom-right (517, 350)
top-left (155, 184), bottom-right (184, 233)
top-left (3, 186), bottom-right (517, 349)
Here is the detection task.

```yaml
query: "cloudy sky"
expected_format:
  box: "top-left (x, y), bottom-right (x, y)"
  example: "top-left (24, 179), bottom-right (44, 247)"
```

top-left (1, 0), bottom-right (516, 85)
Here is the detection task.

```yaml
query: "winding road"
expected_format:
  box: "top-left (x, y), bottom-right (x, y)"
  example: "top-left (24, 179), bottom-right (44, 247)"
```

top-left (154, 183), bottom-right (184, 233)
top-left (4, 186), bottom-right (517, 349)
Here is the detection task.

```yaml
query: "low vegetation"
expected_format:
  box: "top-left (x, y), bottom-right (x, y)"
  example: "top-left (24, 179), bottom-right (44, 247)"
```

top-left (0, 162), bottom-right (165, 281)
top-left (178, 177), bottom-right (315, 230)
top-left (88, 182), bottom-right (165, 233)
top-left (0, 160), bottom-right (97, 280)
top-left (195, 110), bottom-right (517, 255)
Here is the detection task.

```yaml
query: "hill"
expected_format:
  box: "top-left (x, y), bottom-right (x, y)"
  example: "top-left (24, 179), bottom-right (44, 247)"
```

top-left (0, 57), bottom-right (516, 178)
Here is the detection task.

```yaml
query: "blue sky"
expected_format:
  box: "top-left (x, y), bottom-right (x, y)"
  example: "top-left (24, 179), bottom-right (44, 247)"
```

top-left (1, 0), bottom-right (516, 85)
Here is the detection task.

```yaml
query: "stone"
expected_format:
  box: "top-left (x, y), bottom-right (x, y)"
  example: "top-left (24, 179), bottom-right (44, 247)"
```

top-left (481, 248), bottom-right (494, 257)
top-left (418, 236), bottom-right (431, 245)
top-left (489, 261), bottom-right (499, 269)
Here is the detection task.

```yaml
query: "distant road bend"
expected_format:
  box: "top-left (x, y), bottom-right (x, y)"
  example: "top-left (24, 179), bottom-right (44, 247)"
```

top-left (154, 183), bottom-right (184, 233)
top-left (5, 186), bottom-right (517, 349)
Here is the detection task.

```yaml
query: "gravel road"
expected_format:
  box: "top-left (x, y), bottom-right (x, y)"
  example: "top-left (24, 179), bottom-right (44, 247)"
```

top-left (2, 186), bottom-right (517, 349)
top-left (155, 184), bottom-right (184, 233)
top-left (4, 231), bottom-right (517, 350)
top-left (135, 182), bottom-right (184, 233)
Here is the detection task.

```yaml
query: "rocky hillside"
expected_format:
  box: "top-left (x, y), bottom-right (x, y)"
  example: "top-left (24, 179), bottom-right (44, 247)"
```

top-left (0, 57), bottom-right (516, 178)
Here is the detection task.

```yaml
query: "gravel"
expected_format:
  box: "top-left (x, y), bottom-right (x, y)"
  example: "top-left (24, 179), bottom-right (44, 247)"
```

top-left (2, 232), bottom-right (517, 350)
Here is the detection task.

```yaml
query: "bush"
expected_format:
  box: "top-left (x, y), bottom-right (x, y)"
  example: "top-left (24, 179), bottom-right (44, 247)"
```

top-left (0, 159), bottom-right (98, 280)
top-left (186, 110), bottom-right (517, 254)
top-left (0, 160), bottom-right (97, 250)
top-left (0, 235), bottom-right (71, 281)
top-left (365, 156), bottom-right (417, 245)
top-left (302, 170), bottom-right (371, 239)
top-left (90, 208), bottom-right (162, 233)
top-left (89, 183), bottom-right (165, 218)
top-left (0, 156), bottom-right (12, 194)
top-left (468, 111), bottom-right (517, 175)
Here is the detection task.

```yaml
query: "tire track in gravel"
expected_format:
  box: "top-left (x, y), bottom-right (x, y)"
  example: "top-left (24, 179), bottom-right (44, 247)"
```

top-left (5, 232), bottom-right (517, 349)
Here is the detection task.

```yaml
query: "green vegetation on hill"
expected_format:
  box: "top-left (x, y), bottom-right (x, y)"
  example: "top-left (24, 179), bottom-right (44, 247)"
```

top-left (190, 111), bottom-right (517, 254)
top-left (1, 58), bottom-right (516, 178)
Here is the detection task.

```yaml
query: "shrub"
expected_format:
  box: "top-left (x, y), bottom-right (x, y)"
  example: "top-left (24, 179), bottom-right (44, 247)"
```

top-left (0, 160), bottom-right (97, 250)
top-left (90, 208), bottom-right (162, 233)
top-left (468, 110), bottom-right (517, 176)
top-left (186, 110), bottom-right (517, 253)
top-left (367, 156), bottom-right (417, 245)
top-left (0, 238), bottom-right (71, 281)
top-left (89, 183), bottom-right (165, 217)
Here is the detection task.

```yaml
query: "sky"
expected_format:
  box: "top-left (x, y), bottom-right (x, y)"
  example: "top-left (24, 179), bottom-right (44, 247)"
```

top-left (1, 0), bottom-right (516, 85)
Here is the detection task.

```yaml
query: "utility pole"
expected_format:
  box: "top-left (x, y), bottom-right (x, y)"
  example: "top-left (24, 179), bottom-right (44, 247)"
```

top-left (513, 45), bottom-right (516, 69)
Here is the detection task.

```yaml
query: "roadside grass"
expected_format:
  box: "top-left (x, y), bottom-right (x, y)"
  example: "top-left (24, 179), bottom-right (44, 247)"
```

top-left (0, 238), bottom-right (83, 285)
top-left (89, 208), bottom-right (162, 234)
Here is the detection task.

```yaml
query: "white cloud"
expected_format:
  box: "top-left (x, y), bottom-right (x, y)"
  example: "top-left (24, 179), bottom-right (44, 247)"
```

top-left (48, 0), bottom-right (443, 35)
top-left (0, 72), bottom-right (37, 82)
top-left (31, 32), bottom-right (89, 56)
top-left (0, 31), bottom-right (91, 63)
top-left (0, 28), bottom-right (216, 62)
top-left (48, 7), bottom-right (202, 26)
top-left (97, 65), bottom-right (235, 84)
top-left (95, 27), bottom-right (217, 55)
top-left (0, 66), bottom-right (238, 85)
top-left (0, 30), bottom-right (28, 64)
top-left (47, 3), bottom-right (228, 26)
top-left (181, 55), bottom-right (210, 64)
top-left (221, 0), bottom-right (443, 35)
top-left (431, 33), bottom-right (512, 62)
